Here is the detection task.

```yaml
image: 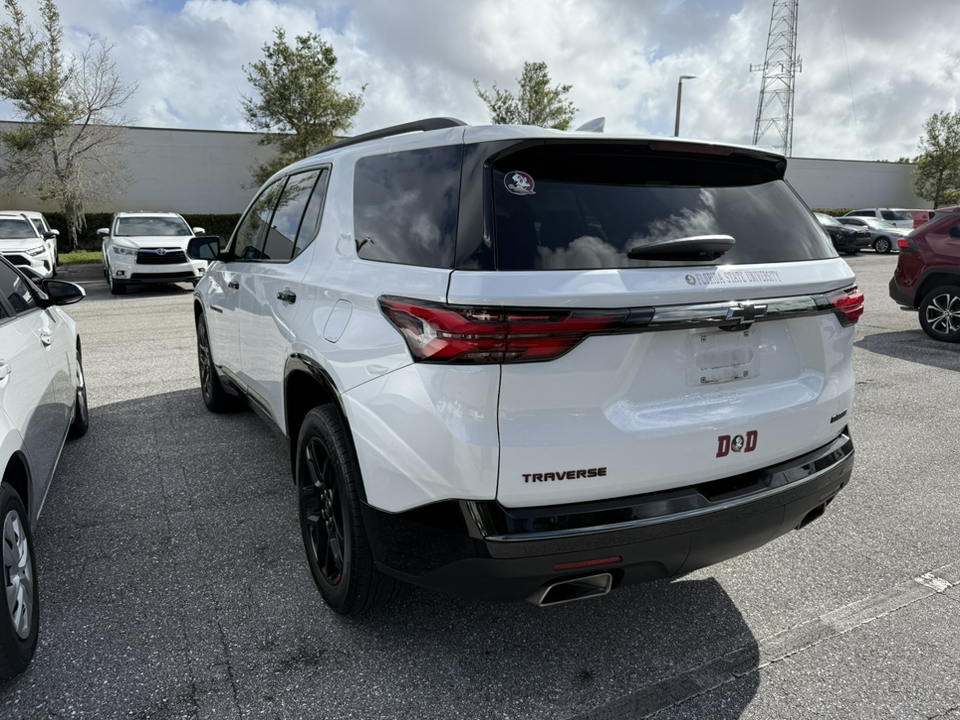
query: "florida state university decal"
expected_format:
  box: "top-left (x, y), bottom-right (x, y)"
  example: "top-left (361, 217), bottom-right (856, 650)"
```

top-left (717, 431), bottom-right (758, 457)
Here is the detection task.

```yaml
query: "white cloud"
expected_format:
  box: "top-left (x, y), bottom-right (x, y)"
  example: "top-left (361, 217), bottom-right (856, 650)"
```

top-left (1, 0), bottom-right (958, 160)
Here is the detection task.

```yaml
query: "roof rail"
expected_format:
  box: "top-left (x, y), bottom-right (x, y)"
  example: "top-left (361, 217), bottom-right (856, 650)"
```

top-left (314, 117), bottom-right (467, 155)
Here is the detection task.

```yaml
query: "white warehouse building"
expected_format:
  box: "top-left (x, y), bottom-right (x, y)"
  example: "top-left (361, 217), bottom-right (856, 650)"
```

top-left (0, 123), bottom-right (930, 216)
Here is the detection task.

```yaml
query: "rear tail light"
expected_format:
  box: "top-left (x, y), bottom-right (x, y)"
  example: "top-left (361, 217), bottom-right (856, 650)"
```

top-left (379, 296), bottom-right (629, 364)
top-left (897, 236), bottom-right (917, 252)
top-left (827, 287), bottom-right (864, 326)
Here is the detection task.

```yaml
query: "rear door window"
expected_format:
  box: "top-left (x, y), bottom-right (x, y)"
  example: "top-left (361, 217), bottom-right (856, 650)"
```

top-left (261, 170), bottom-right (321, 261)
top-left (354, 146), bottom-right (462, 268)
top-left (232, 180), bottom-right (283, 260)
top-left (490, 144), bottom-right (836, 270)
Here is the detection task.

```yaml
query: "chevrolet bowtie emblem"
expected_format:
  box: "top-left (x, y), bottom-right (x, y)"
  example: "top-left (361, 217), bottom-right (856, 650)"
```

top-left (722, 302), bottom-right (768, 329)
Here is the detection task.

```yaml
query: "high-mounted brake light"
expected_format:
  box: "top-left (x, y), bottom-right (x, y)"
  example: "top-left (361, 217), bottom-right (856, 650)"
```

top-left (378, 296), bottom-right (629, 364)
top-left (828, 287), bottom-right (864, 326)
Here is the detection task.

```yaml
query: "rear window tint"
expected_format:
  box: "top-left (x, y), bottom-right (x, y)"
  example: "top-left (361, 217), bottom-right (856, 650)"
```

top-left (354, 146), bottom-right (462, 268)
top-left (491, 145), bottom-right (836, 270)
top-left (881, 210), bottom-right (912, 222)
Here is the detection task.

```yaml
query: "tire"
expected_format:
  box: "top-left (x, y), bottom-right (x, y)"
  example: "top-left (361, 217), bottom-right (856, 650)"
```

top-left (108, 273), bottom-right (126, 295)
top-left (196, 314), bottom-right (238, 412)
top-left (873, 236), bottom-right (892, 254)
top-left (919, 285), bottom-right (960, 343)
top-left (296, 406), bottom-right (402, 615)
top-left (0, 486), bottom-right (39, 679)
top-left (67, 341), bottom-right (89, 439)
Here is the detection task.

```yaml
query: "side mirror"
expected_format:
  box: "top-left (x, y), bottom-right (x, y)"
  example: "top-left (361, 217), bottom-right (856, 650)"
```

top-left (187, 235), bottom-right (222, 261)
top-left (192, 227), bottom-right (206, 235)
top-left (42, 279), bottom-right (85, 306)
top-left (97, 228), bottom-right (109, 236)
top-left (43, 230), bottom-right (58, 240)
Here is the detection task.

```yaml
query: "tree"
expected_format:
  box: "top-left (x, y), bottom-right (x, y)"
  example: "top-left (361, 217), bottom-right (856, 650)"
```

top-left (474, 61), bottom-right (577, 130)
top-left (913, 110), bottom-right (960, 208)
top-left (0, 0), bottom-right (137, 252)
top-left (240, 28), bottom-right (364, 186)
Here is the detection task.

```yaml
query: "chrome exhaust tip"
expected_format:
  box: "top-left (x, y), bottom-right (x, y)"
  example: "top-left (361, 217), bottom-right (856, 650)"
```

top-left (527, 573), bottom-right (613, 607)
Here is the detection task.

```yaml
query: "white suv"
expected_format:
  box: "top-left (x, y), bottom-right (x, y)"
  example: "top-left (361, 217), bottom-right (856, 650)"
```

top-left (0, 212), bottom-right (57, 280)
top-left (843, 208), bottom-right (914, 230)
top-left (189, 119), bottom-right (861, 614)
top-left (99, 211), bottom-right (207, 295)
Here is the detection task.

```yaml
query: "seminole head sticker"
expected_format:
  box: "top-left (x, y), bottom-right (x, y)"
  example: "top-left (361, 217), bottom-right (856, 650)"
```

top-left (505, 171), bottom-right (536, 195)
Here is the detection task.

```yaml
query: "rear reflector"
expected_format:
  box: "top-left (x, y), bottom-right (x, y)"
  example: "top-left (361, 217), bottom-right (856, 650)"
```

top-left (379, 296), bottom-right (629, 363)
top-left (553, 556), bottom-right (622, 572)
top-left (828, 287), bottom-right (864, 326)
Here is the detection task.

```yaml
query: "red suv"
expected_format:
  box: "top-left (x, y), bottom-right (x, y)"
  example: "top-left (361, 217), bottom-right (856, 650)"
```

top-left (889, 206), bottom-right (960, 342)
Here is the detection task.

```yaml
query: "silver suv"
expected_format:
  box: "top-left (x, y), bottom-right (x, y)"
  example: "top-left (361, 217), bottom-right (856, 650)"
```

top-left (189, 119), bottom-right (861, 614)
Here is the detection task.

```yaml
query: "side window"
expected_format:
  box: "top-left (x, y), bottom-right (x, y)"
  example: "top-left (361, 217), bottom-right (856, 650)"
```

top-left (232, 179), bottom-right (283, 260)
top-left (261, 170), bottom-right (321, 261)
top-left (294, 168), bottom-right (330, 257)
top-left (0, 262), bottom-right (37, 314)
top-left (850, 211), bottom-right (870, 217)
top-left (353, 145), bottom-right (462, 268)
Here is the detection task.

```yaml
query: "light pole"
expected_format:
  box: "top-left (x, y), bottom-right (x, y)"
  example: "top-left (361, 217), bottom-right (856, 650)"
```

top-left (674, 75), bottom-right (696, 137)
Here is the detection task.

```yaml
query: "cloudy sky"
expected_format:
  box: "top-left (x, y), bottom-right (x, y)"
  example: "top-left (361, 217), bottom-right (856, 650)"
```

top-left (5, 0), bottom-right (959, 161)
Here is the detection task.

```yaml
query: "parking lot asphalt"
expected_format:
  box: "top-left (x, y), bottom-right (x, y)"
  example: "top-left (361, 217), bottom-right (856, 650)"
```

top-left (1, 255), bottom-right (958, 719)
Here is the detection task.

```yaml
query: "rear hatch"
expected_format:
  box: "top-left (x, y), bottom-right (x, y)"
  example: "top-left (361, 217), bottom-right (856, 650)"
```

top-left (447, 140), bottom-right (860, 508)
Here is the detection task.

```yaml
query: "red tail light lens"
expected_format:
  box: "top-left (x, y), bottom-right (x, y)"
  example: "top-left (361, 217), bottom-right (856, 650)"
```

top-left (379, 296), bottom-right (628, 363)
top-left (828, 287), bottom-right (864, 326)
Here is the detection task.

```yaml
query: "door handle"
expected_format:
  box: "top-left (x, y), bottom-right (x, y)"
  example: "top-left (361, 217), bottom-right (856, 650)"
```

top-left (0, 360), bottom-right (10, 381)
top-left (227, 281), bottom-right (239, 290)
top-left (277, 290), bottom-right (297, 304)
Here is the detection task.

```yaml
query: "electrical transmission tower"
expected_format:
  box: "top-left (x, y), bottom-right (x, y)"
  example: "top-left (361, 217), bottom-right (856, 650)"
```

top-left (751, 0), bottom-right (801, 156)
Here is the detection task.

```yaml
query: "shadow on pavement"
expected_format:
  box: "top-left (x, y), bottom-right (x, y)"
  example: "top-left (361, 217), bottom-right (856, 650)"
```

top-left (856, 329), bottom-right (960, 372)
top-left (2, 388), bottom-right (760, 720)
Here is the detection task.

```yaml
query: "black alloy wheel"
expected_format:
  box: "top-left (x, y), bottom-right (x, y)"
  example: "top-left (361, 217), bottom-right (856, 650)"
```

top-left (195, 315), bottom-right (236, 412)
top-left (0, 486), bottom-right (39, 679)
top-left (296, 406), bottom-right (402, 615)
top-left (919, 285), bottom-right (960, 342)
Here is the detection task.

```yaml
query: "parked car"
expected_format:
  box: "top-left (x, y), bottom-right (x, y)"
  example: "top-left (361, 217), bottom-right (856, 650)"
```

top-left (99, 211), bottom-right (207, 295)
top-left (889, 205), bottom-right (960, 342)
top-left (17, 212), bottom-right (60, 273)
top-left (188, 118), bottom-right (860, 614)
top-left (0, 256), bottom-right (88, 677)
top-left (0, 212), bottom-right (57, 280)
top-left (842, 208), bottom-right (914, 230)
top-left (815, 212), bottom-right (872, 254)
top-left (837, 216), bottom-right (907, 253)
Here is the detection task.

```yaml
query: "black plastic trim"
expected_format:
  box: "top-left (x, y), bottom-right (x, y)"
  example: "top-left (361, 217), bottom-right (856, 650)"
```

top-left (361, 431), bottom-right (855, 601)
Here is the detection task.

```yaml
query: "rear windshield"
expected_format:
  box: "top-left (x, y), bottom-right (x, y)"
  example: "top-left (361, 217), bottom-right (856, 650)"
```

top-left (490, 145), bottom-right (836, 270)
top-left (0, 218), bottom-right (39, 240)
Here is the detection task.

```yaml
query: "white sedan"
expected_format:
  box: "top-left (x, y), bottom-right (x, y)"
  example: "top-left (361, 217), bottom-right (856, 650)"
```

top-left (0, 256), bottom-right (88, 678)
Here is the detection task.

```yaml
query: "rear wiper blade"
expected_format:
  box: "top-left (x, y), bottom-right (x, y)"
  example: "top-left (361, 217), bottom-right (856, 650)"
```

top-left (628, 234), bottom-right (735, 261)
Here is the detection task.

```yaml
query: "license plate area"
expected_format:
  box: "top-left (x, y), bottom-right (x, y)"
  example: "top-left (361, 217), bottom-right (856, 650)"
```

top-left (686, 328), bottom-right (759, 386)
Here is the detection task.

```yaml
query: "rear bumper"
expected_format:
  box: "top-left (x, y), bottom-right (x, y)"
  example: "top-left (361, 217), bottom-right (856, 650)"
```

top-left (363, 430), bottom-right (855, 602)
top-left (888, 277), bottom-right (914, 307)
